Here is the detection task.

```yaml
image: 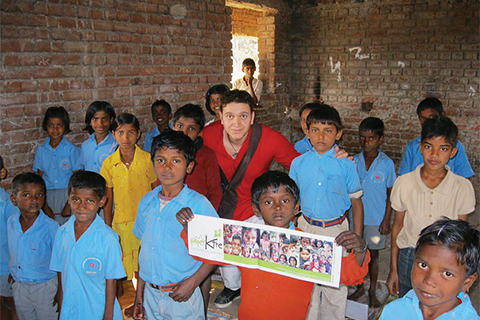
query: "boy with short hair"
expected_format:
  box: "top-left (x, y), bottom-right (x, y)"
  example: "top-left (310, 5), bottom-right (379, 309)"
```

top-left (177, 171), bottom-right (370, 320)
top-left (0, 156), bottom-right (18, 320)
top-left (232, 58), bottom-right (263, 105)
top-left (289, 104), bottom-right (364, 320)
top-left (143, 99), bottom-right (173, 152)
top-left (7, 173), bottom-right (59, 320)
top-left (398, 97), bottom-right (474, 178)
top-left (348, 117), bottom-right (396, 307)
top-left (171, 104), bottom-right (222, 210)
top-left (386, 116), bottom-right (475, 298)
top-left (50, 171), bottom-right (126, 319)
top-left (294, 103), bottom-right (321, 154)
top-left (132, 130), bottom-right (218, 320)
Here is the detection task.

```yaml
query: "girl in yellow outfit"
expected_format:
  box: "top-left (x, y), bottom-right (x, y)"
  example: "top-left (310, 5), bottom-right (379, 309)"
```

top-left (100, 113), bottom-right (157, 287)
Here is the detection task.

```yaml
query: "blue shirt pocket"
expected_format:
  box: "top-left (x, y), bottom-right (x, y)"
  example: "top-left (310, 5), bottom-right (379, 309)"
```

top-left (327, 174), bottom-right (345, 196)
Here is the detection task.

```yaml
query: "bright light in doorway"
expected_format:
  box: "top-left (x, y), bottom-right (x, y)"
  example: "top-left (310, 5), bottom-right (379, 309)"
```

top-left (231, 35), bottom-right (259, 84)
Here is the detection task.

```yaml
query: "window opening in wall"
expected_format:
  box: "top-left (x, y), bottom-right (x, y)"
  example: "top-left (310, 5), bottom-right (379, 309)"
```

top-left (231, 35), bottom-right (259, 85)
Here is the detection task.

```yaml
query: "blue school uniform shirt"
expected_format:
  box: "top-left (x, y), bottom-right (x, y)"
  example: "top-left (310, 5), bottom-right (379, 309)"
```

top-left (289, 147), bottom-right (363, 220)
top-left (354, 151), bottom-right (396, 225)
top-left (33, 137), bottom-right (82, 190)
top-left (380, 289), bottom-right (480, 320)
top-left (50, 215), bottom-right (125, 320)
top-left (294, 136), bottom-right (314, 154)
top-left (398, 137), bottom-right (474, 178)
top-left (7, 210), bottom-right (58, 282)
top-left (143, 124), bottom-right (173, 153)
top-left (133, 185), bottom-right (218, 286)
top-left (81, 132), bottom-right (118, 173)
top-left (0, 188), bottom-right (18, 276)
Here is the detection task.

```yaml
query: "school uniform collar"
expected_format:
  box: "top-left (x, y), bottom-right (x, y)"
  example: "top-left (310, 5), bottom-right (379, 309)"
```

top-left (288, 221), bottom-right (295, 230)
top-left (13, 209), bottom-right (49, 234)
top-left (312, 146), bottom-right (337, 158)
top-left (110, 145), bottom-right (140, 165)
top-left (150, 184), bottom-right (193, 207)
top-left (66, 214), bottom-right (104, 241)
top-left (90, 132), bottom-right (116, 146)
top-left (45, 136), bottom-right (67, 151)
top-left (412, 164), bottom-right (452, 196)
top-left (358, 150), bottom-right (385, 168)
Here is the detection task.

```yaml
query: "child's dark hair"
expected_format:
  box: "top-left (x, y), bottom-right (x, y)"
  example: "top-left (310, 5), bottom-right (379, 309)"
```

top-left (251, 171), bottom-right (300, 209)
top-left (306, 104), bottom-right (342, 132)
top-left (68, 171), bottom-right (106, 200)
top-left (289, 256), bottom-right (297, 264)
top-left (359, 117), bottom-right (385, 137)
top-left (172, 104), bottom-right (205, 132)
top-left (416, 97), bottom-right (444, 116)
top-left (151, 99), bottom-right (172, 114)
top-left (421, 116), bottom-right (458, 147)
top-left (12, 172), bottom-right (46, 195)
top-left (221, 89), bottom-right (254, 113)
top-left (150, 130), bottom-right (196, 165)
top-left (242, 58), bottom-right (255, 68)
top-left (415, 217), bottom-right (480, 277)
top-left (232, 235), bottom-right (242, 243)
top-left (116, 113), bottom-right (140, 131)
top-left (298, 103), bottom-right (321, 117)
top-left (261, 230), bottom-right (269, 239)
top-left (42, 106), bottom-right (71, 134)
top-left (84, 101), bottom-right (117, 134)
top-left (206, 84), bottom-right (230, 115)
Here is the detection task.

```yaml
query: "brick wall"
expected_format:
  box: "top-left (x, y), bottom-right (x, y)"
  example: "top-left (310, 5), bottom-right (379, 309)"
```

top-left (231, 7), bottom-right (262, 37)
top-left (291, 0), bottom-right (480, 307)
top-left (1, 0), bottom-right (233, 187)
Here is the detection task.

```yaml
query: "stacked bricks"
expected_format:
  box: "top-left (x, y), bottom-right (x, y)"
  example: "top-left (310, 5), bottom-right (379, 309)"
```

top-left (1, 0), bottom-right (233, 187)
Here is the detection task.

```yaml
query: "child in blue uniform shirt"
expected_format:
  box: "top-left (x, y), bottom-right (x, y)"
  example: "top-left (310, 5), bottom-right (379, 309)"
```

top-left (0, 156), bottom-right (19, 319)
top-left (81, 101), bottom-right (118, 173)
top-left (33, 106), bottom-right (82, 224)
top-left (380, 218), bottom-right (479, 320)
top-left (348, 118), bottom-right (396, 307)
top-left (289, 104), bottom-right (363, 320)
top-left (294, 103), bottom-right (320, 154)
top-left (7, 173), bottom-right (59, 320)
top-left (143, 100), bottom-right (173, 152)
top-left (50, 171), bottom-right (125, 320)
top-left (398, 97), bottom-right (474, 178)
top-left (132, 130), bottom-right (218, 320)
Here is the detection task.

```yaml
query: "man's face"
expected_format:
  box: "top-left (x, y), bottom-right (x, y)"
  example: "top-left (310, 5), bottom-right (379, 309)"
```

top-left (221, 102), bottom-right (254, 142)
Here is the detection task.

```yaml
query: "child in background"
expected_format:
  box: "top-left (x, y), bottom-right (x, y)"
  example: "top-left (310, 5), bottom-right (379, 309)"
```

top-left (232, 58), bottom-right (263, 105)
top-left (100, 113), bottom-right (157, 300)
top-left (387, 116), bottom-right (475, 298)
top-left (290, 104), bottom-right (364, 320)
top-left (143, 100), bottom-right (172, 152)
top-left (33, 106), bottom-right (82, 225)
top-left (7, 173), bottom-right (59, 320)
top-left (132, 130), bottom-right (218, 320)
top-left (50, 171), bottom-right (126, 320)
top-left (398, 97), bottom-right (474, 178)
top-left (205, 84), bottom-right (230, 126)
top-left (348, 117), bottom-right (396, 307)
top-left (294, 103), bottom-right (321, 154)
top-left (81, 101), bottom-right (118, 173)
top-left (176, 170), bottom-right (370, 320)
top-left (0, 157), bottom-right (18, 320)
top-left (171, 104), bottom-right (222, 210)
top-left (380, 218), bottom-right (479, 319)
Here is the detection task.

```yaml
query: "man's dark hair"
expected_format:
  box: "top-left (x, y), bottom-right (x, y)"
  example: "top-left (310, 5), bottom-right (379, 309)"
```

top-left (421, 116), bottom-right (458, 147)
top-left (359, 117), bottom-right (385, 137)
top-left (306, 104), bottom-right (342, 132)
top-left (251, 171), bottom-right (300, 209)
top-left (221, 89), bottom-right (254, 113)
top-left (151, 130), bottom-right (196, 165)
top-left (68, 171), bottom-right (107, 200)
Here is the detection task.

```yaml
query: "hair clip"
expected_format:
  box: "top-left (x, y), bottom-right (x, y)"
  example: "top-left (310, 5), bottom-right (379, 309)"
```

top-left (437, 224), bottom-right (447, 236)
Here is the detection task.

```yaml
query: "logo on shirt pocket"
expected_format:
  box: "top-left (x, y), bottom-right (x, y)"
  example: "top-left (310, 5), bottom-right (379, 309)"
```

top-left (83, 257), bottom-right (102, 276)
top-left (370, 171), bottom-right (384, 183)
top-left (59, 159), bottom-right (71, 171)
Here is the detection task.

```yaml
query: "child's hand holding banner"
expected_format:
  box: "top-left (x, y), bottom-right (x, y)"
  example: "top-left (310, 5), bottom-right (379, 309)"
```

top-left (187, 215), bottom-right (343, 288)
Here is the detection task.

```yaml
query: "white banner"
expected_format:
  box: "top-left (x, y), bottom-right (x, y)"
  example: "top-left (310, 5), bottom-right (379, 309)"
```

top-left (188, 215), bottom-right (343, 288)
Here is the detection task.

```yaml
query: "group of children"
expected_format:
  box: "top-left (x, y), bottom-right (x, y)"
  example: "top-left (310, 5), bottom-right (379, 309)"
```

top-left (1, 76), bottom-right (478, 320)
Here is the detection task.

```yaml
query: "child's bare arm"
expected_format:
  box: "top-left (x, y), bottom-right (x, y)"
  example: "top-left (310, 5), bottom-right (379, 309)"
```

top-left (379, 187), bottom-right (393, 235)
top-left (103, 279), bottom-right (116, 320)
top-left (176, 207), bottom-right (195, 233)
top-left (133, 273), bottom-right (146, 320)
top-left (386, 210), bottom-right (405, 296)
top-left (169, 263), bottom-right (215, 302)
top-left (335, 231), bottom-right (368, 267)
top-left (103, 187), bottom-right (114, 227)
top-left (55, 272), bottom-right (63, 313)
top-left (350, 197), bottom-right (364, 237)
